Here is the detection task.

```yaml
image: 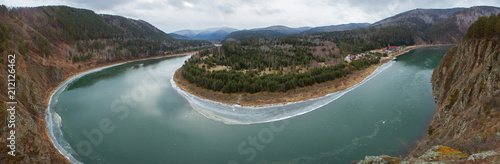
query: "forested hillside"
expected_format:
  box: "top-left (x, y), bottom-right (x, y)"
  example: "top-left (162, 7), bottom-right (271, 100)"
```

top-left (302, 23), bottom-right (370, 33)
top-left (9, 6), bottom-right (211, 60)
top-left (322, 6), bottom-right (500, 47)
top-left (310, 26), bottom-right (417, 54)
top-left (0, 5), bottom-right (210, 163)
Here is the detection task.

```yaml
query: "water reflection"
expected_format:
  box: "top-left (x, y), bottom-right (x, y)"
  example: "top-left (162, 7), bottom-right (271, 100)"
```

top-left (397, 45), bottom-right (454, 69)
top-left (66, 57), bottom-right (179, 91)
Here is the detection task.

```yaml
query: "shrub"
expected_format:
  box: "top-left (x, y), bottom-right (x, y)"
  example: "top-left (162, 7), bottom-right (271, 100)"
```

top-left (428, 125), bottom-right (435, 136)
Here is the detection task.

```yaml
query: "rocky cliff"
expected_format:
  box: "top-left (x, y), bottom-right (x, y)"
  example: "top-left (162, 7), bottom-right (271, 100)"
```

top-left (358, 15), bottom-right (500, 163)
top-left (358, 38), bottom-right (500, 164)
top-left (418, 38), bottom-right (500, 156)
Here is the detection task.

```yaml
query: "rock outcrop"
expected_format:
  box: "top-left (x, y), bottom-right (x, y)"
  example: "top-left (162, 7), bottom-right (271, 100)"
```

top-left (358, 145), bottom-right (500, 163)
top-left (417, 38), bottom-right (500, 156)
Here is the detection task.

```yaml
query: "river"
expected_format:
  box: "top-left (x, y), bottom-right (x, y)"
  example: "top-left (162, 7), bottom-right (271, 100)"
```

top-left (47, 45), bottom-right (453, 163)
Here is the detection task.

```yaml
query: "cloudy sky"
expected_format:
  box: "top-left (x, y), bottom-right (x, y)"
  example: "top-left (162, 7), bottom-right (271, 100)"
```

top-left (1, 0), bottom-right (499, 32)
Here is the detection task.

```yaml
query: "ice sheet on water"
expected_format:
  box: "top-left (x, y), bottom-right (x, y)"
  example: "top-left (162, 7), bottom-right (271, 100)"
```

top-left (46, 63), bottom-right (126, 164)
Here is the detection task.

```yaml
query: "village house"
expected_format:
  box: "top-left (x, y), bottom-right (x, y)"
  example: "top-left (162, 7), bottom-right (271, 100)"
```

top-left (345, 53), bottom-right (370, 63)
top-left (344, 55), bottom-right (351, 62)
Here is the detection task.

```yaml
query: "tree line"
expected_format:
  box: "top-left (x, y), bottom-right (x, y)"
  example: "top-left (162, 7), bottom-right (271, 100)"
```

top-left (463, 13), bottom-right (500, 39)
top-left (190, 37), bottom-right (329, 72)
top-left (182, 54), bottom-right (379, 93)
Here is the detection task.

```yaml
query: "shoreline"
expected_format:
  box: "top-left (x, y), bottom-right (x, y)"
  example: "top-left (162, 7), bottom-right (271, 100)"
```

top-left (43, 51), bottom-right (198, 163)
top-left (173, 44), bottom-right (451, 107)
top-left (171, 59), bottom-right (398, 124)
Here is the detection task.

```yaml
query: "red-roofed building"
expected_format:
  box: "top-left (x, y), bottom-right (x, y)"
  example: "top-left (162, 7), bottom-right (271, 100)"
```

top-left (388, 46), bottom-right (398, 49)
top-left (350, 55), bottom-right (356, 60)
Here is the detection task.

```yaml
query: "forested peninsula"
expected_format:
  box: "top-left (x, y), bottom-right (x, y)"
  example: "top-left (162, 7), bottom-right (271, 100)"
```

top-left (173, 32), bottom-right (420, 106)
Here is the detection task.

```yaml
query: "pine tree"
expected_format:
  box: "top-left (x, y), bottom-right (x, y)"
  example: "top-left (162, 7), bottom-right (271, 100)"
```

top-left (465, 16), bottom-right (488, 39)
top-left (18, 41), bottom-right (29, 55)
top-left (496, 13), bottom-right (500, 36)
top-left (475, 17), bottom-right (488, 38)
top-left (484, 14), bottom-right (497, 37)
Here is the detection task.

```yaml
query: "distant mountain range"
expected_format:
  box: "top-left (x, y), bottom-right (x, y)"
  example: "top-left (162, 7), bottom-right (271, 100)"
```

top-left (170, 27), bottom-right (238, 40)
top-left (222, 25), bottom-right (312, 42)
top-left (172, 24), bottom-right (373, 41)
top-left (222, 23), bottom-right (376, 42)
top-left (171, 6), bottom-right (500, 44)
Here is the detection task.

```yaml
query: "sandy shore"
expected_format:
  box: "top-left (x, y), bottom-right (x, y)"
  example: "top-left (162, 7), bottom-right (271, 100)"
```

top-left (173, 44), bottom-right (451, 107)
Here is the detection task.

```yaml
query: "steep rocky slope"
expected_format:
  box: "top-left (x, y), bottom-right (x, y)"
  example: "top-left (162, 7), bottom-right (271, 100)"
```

top-left (426, 6), bottom-right (500, 43)
top-left (358, 37), bottom-right (500, 164)
top-left (0, 5), bottom-right (210, 163)
top-left (372, 6), bottom-right (500, 44)
top-left (412, 13), bottom-right (500, 158)
top-left (358, 15), bottom-right (500, 164)
top-left (372, 8), bottom-right (465, 28)
top-left (418, 38), bottom-right (500, 156)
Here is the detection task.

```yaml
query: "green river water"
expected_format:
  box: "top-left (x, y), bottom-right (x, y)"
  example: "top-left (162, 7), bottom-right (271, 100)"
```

top-left (48, 45), bottom-right (453, 163)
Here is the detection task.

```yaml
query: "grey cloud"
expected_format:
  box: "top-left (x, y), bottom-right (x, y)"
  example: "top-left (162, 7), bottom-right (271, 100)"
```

top-left (253, 7), bottom-right (281, 15)
top-left (164, 0), bottom-right (185, 8)
top-left (134, 1), bottom-right (171, 10)
top-left (65, 0), bottom-right (135, 10)
top-left (206, 0), bottom-right (269, 15)
top-left (214, 4), bottom-right (235, 14)
top-left (163, 0), bottom-right (202, 9)
top-left (156, 0), bottom-right (239, 14)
